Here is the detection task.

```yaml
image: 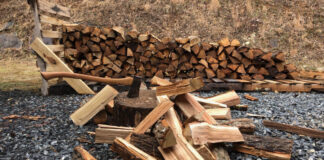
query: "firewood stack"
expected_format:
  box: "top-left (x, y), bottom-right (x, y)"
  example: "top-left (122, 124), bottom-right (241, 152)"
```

top-left (62, 25), bottom-right (298, 80)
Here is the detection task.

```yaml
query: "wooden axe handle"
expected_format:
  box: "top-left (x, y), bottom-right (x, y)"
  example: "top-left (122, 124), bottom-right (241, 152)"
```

top-left (41, 72), bottom-right (133, 86)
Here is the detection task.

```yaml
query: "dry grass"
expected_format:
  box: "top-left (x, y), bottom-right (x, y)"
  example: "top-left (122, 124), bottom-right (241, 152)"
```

top-left (0, 0), bottom-right (323, 90)
top-left (0, 57), bottom-right (59, 91)
top-left (0, 58), bottom-right (40, 91)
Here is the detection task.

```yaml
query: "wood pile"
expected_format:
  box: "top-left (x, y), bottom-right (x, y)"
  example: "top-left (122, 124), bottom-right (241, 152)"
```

top-left (65, 75), bottom-right (319, 160)
top-left (62, 25), bottom-right (298, 80)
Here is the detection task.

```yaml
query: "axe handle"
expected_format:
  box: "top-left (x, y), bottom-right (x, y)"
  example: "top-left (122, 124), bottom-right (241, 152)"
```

top-left (41, 72), bottom-right (133, 86)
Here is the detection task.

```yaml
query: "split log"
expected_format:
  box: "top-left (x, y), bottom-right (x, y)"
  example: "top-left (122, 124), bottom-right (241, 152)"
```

top-left (70, 85), bottom-right (118, 126)
top-left (156, 77), bottom-right (204, 96)
top-left (160, 108), bottom-right (204, 160)
top-left (111, 137), bottom-right (157, 160)
top-left (263, 120), bottom-right (324, 139)
top-left (74, 145), bottom-right (96, 160)
top-left (175, 94), bottom-right (217, 124)
top-left (244, 94), bottom-right (258, 101)
top-left (233, 134), bottom-right (293, 160)
top-left (192, 95), bottom-right (227, 108)
top-left (151, 76), bottom-right (173, 86)
top-left (152, 119), bottom-right (177, 149)
top-left (125, 97), bottom-right (174, 140)
top-left (195, 145), bottom-right (217, 160)
top-left (130, 134), bottom-right (163, 159)
top-left (203, 90), bottom-right (240, 107)
top-left (205, 108), bottom-right (231, 120)
top-left (218, 38), bottom-right (230, 47)
top-left (183, 122), bottom-right (244, 145)
top-left (273, 52), bottom-right (285, 62)
top-left (95, 124), bottom-right (134, 144)
top-left (157, 147), bottom-right (179, 160)
top-left (216, 118), bottom-right (255, 134)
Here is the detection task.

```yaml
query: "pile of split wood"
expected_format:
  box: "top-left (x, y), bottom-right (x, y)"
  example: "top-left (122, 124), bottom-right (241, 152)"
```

top-left (62, 25), bottom-right (298, 80)
top-left (68, 76), bottom-right (324, 160)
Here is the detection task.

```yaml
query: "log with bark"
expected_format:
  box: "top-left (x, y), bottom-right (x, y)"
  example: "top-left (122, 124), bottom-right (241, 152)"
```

top-left (130, 133), bottom-right (163, 159)
top-left (111, 137), bottom-right (157, 160)
top-left (263, 120), bottom-right (324, 139)
top-left (233, 134), bottom-right (294, 160)
top-left (112, 90), bottom-right (158, 126)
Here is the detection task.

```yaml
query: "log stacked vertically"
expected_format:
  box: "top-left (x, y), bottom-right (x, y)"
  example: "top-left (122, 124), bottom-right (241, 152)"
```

top-left (63, 25), bottom-right (297, 80)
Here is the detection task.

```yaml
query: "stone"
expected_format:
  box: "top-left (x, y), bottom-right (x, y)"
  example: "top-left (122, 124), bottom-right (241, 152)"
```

top-left (0, 33), bottom-right (22, 49)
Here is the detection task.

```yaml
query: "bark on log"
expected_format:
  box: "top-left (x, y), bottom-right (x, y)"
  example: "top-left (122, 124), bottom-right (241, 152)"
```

top-left (263, 120), bottom-right (324, 139)
top-left (111, 137), bottom-right (157, 160)
top-left (130, 133), bottom-right (163, 159)
top-left (233, 134), bottom-right (293, 160)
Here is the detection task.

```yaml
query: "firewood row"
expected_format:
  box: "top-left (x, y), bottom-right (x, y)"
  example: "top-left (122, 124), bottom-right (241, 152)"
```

top-left (62, 25), bottom-right (298, 80)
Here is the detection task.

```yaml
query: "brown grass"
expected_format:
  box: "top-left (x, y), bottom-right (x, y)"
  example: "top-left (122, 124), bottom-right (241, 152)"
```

top-left (0, 58), bottom-right (59, 91)
top-left (0, 0), bottom-right (323, 90)
top-left (0, 58), bottom-right (40, 91)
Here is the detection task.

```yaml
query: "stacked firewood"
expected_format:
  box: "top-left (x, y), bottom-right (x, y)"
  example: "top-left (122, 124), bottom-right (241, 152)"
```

top-left (62, 25), bottom-right (298, 80)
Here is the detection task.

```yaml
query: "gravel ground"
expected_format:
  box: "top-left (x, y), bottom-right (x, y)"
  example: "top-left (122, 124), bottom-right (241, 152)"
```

top-left (196, 91), bottom-right (324, 160)
top-left (0, 90), bottom-right (323, 160)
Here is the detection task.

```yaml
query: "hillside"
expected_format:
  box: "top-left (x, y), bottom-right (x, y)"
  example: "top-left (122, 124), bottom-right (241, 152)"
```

top-left (0, 0), bottom-right (323, 70)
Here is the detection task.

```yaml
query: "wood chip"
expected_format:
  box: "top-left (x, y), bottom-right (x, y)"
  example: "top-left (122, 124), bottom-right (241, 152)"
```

top-left (244, 94), bottom-right (258, 101)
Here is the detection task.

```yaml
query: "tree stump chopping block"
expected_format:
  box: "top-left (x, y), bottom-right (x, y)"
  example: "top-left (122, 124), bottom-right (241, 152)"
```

top-left (113, 90), bottom-right (158, 127)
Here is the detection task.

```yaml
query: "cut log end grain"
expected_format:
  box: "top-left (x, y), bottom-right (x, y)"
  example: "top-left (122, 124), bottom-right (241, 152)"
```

top-left (218, 37), bottom-right (230, 47)
top-left (113, 90), bottom-right (158, 127)
top-left (273, 52), bottom-right (285, 62)
top-left (231, 39), bottom-right (240, 47)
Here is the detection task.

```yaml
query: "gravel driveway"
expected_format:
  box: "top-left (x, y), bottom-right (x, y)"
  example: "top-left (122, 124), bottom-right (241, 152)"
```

top-left (0, 90), bottom-right (323, 160)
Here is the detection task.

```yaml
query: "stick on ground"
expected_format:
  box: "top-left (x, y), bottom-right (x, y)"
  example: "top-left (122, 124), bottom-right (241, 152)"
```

top-left (263, 120), bottom-right (324, 139)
